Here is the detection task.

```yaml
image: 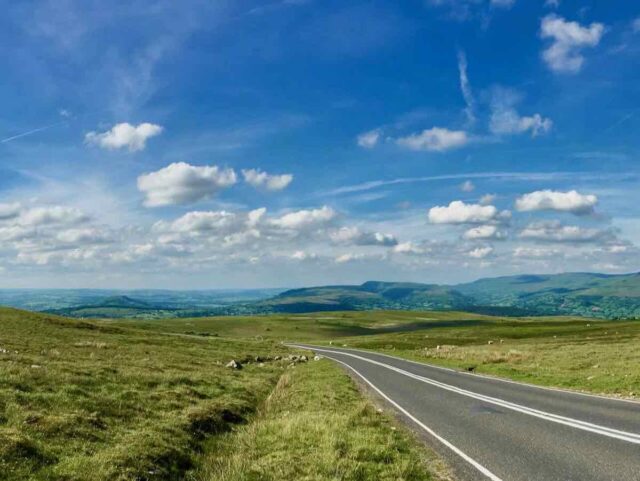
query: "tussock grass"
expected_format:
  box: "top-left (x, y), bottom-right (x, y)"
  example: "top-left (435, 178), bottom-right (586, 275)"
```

top-left (0, 308), bottom-right (290, 481)
top-left (192, 360), bottom-right (451, 481)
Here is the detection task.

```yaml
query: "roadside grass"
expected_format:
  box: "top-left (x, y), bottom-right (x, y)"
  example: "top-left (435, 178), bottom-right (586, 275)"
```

top-left (0, 307), bottom-right (291, 481)
top-left (191, 359), bottom-right (451, 481)
top-left (315, 318), bottom-right (640, 397)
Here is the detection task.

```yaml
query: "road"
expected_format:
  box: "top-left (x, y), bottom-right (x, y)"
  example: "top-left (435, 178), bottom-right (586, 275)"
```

top-left (290, 344), bottom-right (640, 481)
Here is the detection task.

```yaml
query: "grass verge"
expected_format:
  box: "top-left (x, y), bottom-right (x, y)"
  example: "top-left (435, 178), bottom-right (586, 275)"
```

top-left (191, 359), bottom-right (451, 481)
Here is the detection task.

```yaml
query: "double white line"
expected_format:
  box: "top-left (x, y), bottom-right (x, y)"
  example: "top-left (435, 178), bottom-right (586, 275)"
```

top-left (289, 345), bottom-right (640, 480)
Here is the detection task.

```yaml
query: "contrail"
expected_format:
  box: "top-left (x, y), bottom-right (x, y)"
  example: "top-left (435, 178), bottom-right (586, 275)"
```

top-left (0, 121), bottom-right (67, 144)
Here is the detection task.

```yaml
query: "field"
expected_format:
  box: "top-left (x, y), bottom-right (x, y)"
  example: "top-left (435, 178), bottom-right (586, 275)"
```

top-left (3, 307), bottom-right (639, 481)
top-left (0, 308), bottom-right (447, 481)
top-left (116, 310), bottom-right (640, 397)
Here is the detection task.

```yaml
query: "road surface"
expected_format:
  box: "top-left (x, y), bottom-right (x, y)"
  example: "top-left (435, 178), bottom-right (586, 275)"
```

top-left (290, 344), bottom-right (640, 481)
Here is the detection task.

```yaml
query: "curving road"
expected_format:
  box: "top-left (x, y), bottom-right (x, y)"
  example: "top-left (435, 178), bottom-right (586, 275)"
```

top-left (290, 344), bottom-right (640, 481)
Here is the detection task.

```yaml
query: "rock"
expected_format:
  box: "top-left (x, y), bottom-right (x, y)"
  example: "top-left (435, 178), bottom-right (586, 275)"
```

top-left (226, 360), bottom-right (242, 370)
top-left (499, 339), bottom-right (504, 344)
top-left (31, 364), bottom-right (42, 369)
top-left (274, 355), bottom-right (281, 361)
top-left (487, 340), bottom-right (494, 345)
top-left (329, 341), bottom-right (333, 345)
top-left (299, 355), bottom-right (308, 362)
top-left (254, 356), bottom-right (264, 363)
top-left (313, 355), bottom-right (321, 361)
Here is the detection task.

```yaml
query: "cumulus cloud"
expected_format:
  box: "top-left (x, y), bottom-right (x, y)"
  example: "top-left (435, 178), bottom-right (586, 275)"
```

top-left (393, 241), bottom-right (427, 255)
top-left (357, 129), bottom-right (381, 148)
top-left (271, 206), bottom-right (336, 230)
top-left (428, 200), bottom-right (498, 224)
top-left (540, 15), bottom-right (605, 73)
top-left (335, 252), bottom-right (366, 263)
top-left (519, 221), bottom-right (611, 243)
top-left (467, 246), bottom-right (493, 259)
top-left (480, 194), bottom-right (496, 205)
top-left (242, 169), bottom-right (293, 191)
top-left (329, 227), bottom-right (397, 247)
top-left (18, 206), bottom-right (88, 226)
top-left (396, 127), bottom-right (468, 152)
top-left (0, 203), bottom-right (21, 220)
top-left (85, 122), bottom-right (163, 152)
top-left (513, 246), bottom-right (560, 258)
top-left (457, 50), bottom-right (476, 124)
top-left (137, 162), bottom-right (237, 207)
top-left (462, 225), bottom-right (505, 240)
top-left (515, 190), bottom-right (597, 215)
top-left (489, 88), bottom-right (552, 137)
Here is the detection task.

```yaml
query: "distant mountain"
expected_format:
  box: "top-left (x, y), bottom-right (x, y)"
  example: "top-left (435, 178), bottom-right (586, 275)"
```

top-left (261, 281), bottom-right (475, 313)
top-left (262, 273), bottom-right (640, 319)
top-left (8, 273), bottom-right (640, 319)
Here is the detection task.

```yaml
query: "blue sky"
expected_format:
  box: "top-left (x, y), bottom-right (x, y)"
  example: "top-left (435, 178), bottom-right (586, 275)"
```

top-left (0, 0), bottom-right (639, 288)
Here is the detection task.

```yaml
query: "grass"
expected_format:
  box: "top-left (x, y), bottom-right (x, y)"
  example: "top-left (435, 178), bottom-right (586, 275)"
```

top-left (190, 359), bottom-right (451, 481)
top-left (0, 307), bottom-right (290, 481)
top-left (4, 306), bottom-right (639, 480)
top-left (117, 310), bottom-right (640, 397)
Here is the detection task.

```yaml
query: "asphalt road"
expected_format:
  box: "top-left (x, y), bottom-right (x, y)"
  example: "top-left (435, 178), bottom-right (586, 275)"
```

top-left (290, 344), bottom-right (640, 481)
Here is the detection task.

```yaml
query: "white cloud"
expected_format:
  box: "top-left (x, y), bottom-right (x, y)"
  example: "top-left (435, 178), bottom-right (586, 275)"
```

top-left (18, 206), bottom-right (88, 226)
top-left (329, 227), bottom-right (397, 246)
top-left (242, 169), bottom-right (293, 191)
top-left (633, 18), bottom-right (640, 33)
top-left (519, 221), bottom-right (610, 243)
top-left (515, 190), bottom-right (597, 215)
top-left (490, 88), bottom-right (552, 137)
top-left (271, 206), bottom-right (336, 230)
top-left (357, 129), bottom-right (381, 148)
top-left (457, 50), bottom-right (475, 124)
top-left (540, 15), bottom-right (605, 73)
top-left (480, 194), bottom-right (496, 205)
top-left (85, 122), bottom-right (163, 152)
top-left (467, 246), bottom-right (493, 259)
top-left (463, 225), bottom-right (504, 240)
top-left (137, 162), bottom-right (237, 207)
top-left (165, 210), bottom-right (240, 233)
top-left (460, 180), bottom-right (475, 192)
top-left (335, 252), bottom-right (366, 263)
top-left (396, 127), bottom-right (468, 152)
top-left (428, 200), bottom-right (498, 224)
top-left (544, 0), bottom-right (559, 8)
top-left (56, 228), bottom-right (111, 245)
top-left (393, 241), bottom-right (427, 255)
top-left (513, 246), bottom-right (560, 258)
top-left (0, 203), bottom-right (21, 220)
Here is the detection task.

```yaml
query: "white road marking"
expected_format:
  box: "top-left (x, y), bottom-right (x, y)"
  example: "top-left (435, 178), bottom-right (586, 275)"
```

top-left (332, 346), bottom-right (640, 405)
top-left (293, 345), bottom-right (640, 445)
top-left (327, 356), bottom-right (504, 481)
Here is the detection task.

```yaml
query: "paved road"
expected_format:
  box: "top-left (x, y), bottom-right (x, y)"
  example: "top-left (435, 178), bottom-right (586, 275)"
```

top-left (290, 344), bottom-right (640, 481)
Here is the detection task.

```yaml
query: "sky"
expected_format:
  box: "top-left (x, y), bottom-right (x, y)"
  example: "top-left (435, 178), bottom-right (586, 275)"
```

top-left (0, 0), bottom-right (639, 289)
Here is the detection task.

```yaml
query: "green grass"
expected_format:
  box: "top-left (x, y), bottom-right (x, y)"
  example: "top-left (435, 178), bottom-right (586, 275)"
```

top-left (0, 308), bottom-right (290, 481)
top-left (118, 310), bottom-right (640, 397)
top-left (190, 360), bottom-right (451, 481)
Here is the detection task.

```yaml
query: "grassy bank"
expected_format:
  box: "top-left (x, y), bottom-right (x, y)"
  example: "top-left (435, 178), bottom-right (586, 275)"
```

top-left (191, 359), bottom-right (451, 481)
top-left (0, 308), bottom-right (290, 481)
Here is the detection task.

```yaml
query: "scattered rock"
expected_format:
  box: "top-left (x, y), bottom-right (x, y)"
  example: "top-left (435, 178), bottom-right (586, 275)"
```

top-left (274, 355), bottom-right (281, 361)
top-left (499, 339), bottom-right (504, 344)
top-left (30, 365), bottom-right (42, 369)
top-left (254, 356), bottom-right (264, 363)
top-left (299, 355), bottom-right (308, 362)
top-left (226, 360), bottom-right (242, 370)
top-left (313, 355), bottom-right (321, 361)
top-left (329, 341), bottom-right (333, 345)
top-left (487, 340), bottom-right (494, 345)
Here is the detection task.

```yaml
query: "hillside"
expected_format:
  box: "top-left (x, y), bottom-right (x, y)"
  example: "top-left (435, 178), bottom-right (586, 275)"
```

top-left (265, 273), bottom-right (640, 319)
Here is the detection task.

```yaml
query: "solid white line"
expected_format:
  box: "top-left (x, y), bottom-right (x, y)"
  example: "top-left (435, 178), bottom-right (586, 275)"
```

top-left (294, 345), bottom-right (640, 445)
top-left (312, 345), bottom-right (640, 405)
top-left (326, 356), bottom-right (504, 481)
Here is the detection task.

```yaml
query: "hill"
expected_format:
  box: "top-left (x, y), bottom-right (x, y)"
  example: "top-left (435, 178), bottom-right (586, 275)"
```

top-left (265, 273), bottom-right (640, 319)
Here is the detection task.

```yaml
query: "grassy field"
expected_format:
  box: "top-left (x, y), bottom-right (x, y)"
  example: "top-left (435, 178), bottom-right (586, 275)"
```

top-left (117, 310), bottom-right (640, 398)
top-left (0, 307), bottom-right (451, 481)
top-left (0, 307), bottom-right (290, 481)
